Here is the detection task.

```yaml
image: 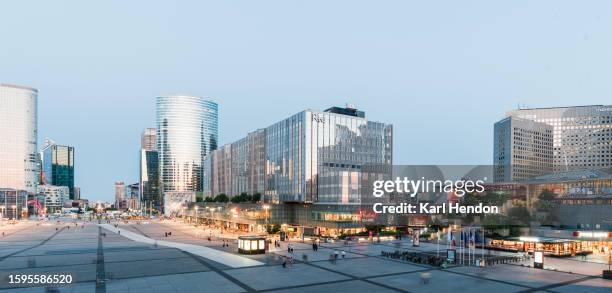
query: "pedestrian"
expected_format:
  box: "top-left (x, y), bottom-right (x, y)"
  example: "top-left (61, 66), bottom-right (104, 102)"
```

top-left (282, 258), bottom-right (287, 268)
top-left (342, 251), bottom-right (346, 259)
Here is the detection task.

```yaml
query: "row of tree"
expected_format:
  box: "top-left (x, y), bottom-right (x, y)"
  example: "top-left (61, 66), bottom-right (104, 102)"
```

top-left (201, 192), bottom-right (262, 203)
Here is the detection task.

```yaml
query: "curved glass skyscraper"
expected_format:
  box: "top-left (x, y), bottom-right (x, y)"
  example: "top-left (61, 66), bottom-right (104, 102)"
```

top-left (156, 96), bottom-right (218, 195)
top-left (0, 84), bottom-right (38, 193)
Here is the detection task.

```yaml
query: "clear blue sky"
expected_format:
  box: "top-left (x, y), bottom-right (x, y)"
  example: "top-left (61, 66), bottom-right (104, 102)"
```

top-left (2, 1), bottom-right (611, 202)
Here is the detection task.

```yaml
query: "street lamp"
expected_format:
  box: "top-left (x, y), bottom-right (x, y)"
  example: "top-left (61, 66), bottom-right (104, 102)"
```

top-left (194, 206), bottom-right (199, 224)
top-left (263, 205), bottom-right (270, 226)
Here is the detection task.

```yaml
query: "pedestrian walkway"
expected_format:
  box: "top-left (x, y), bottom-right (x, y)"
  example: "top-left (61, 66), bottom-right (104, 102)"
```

top-left (98, 224), bottom-right (264, 268)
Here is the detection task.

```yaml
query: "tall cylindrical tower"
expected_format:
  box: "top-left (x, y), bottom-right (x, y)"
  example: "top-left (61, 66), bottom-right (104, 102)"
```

top-left (156, 95), bottom-right (218, 195)
top-left (0, 84), bottom-right (39, 193)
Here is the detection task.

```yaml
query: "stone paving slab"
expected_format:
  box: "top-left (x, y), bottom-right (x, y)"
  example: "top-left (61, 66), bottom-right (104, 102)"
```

top-left (270, 280), bottom-right (396, 293)
top-left (448, 264), bottom-right (585, 288)
top-left (2, 282), bottom-right (96, 293)
top-left (368, 270), bottom-right (526, 293)
top-left (105, 257), bottom-right (210, 280)
top-left (310, 256), bottom-right (427, 278)
top-left (550, 277), bottom-right (612, 293)
top-left (226, 263), bottom-right (350, 291)
top-left (106, 271), bottom-right (245, 293)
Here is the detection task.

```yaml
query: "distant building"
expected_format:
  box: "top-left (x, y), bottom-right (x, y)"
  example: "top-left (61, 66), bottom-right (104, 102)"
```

top-left (0, 84), bottom-right (39, 193)
top-left (41, 141), bottom-right (75, 199)
top-left (141, 128), bottom-right (157, 151)
top-left (73, 186), bottom-right (81, 200)
top-left (0, 188), bottom-right (28, 219)
top-left (37, 185), bottom-right (69, 213)
top-left (507, 105), bottom-right (612, 172)
top-left (494, 116), bottom-right (554, 182)
top-left (126, 183), bottom-right (140, 210)
top-left (140, 128), bottom-right (160, 211)
top-left (63, 199), bottom-right (89, 209)
top-left (115, 181), bottom-right (126, 210)
top-left (163, 191), bottom-right (196, 216)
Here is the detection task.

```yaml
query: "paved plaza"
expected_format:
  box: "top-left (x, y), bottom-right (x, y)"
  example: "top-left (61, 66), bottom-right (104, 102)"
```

top-left (0, 220), bottom-right (610, 292)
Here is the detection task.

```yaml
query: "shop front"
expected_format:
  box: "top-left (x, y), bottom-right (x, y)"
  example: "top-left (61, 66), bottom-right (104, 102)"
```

top-left (490, 237), bottom-right (586, 256)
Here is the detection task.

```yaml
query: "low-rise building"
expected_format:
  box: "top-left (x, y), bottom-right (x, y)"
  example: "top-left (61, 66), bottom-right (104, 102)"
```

top-left (37, 185), bottom-right (69, 213)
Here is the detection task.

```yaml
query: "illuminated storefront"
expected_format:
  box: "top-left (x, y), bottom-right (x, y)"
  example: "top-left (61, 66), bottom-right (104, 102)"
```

top-left (489, 236), bottom-right (611, 256)
top-left (237, 236), bottom-right (266, 254)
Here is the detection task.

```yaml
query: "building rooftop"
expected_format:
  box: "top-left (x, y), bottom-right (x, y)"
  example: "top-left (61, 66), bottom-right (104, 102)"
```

top-left (0, 83), bottom-right (38, 92)
top-left (524, 168), bottom-right (612, 183)
top-left (324, 105), bottom-right (365, 118)
top-left (511, 104), bottom-right (608, 111)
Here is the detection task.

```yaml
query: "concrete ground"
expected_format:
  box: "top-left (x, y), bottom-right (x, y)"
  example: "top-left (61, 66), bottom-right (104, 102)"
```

top-left (0, 219), bottom-right (610, 293)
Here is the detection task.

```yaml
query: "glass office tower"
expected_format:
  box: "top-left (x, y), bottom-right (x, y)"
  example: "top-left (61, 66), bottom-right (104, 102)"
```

top-left (493, 116), bottom-right (554, 182)
top-left (0, 84), bottom-right (38, 194)
top-left (140, 147), bottom-right (160, 209)
top-left (507, 105), bottom-right (612, 172)
top-left (140, 128), bottom-right (160, 209)
top-left (203, 106), bottom-right (393, 204)
top-left (156, 96), bottom-right (218, 196)
top-left (42, 144), bottom-right (75, 199)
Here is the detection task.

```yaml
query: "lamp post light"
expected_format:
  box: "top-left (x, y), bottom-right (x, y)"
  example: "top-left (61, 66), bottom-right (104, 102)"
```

top-left (194, 206), bottom-right (199, 224)
top-left (263, 205), bottom-right (270, 226)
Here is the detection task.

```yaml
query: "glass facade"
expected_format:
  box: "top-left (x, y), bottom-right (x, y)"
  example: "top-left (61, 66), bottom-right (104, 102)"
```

top-left (0, 84), bottom-right (38, 194)
top-left (203, 106), bottom-right (393, 205)
top-left (42, 144), bottom-right (75, 199)
top-left (0, 188), bottom-right (28, 219)
top-left (157, 96), bottom-right (218, 196)
top-left (508, 105), bottom-right (612, 172)
top-left (140, 128), bottom-right (160, 209)
top-left (493, 117), bottom-right (554, 182)
top-left (140, 149), bottom-right (160, 208)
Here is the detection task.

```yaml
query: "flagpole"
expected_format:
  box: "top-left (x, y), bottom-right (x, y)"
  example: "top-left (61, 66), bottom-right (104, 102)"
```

top-left (437, 230), bottom-right (440, 257)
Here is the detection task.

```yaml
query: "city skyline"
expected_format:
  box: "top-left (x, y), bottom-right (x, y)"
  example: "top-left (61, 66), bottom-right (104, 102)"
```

top-left (3, 1), bottom-right (612, 201)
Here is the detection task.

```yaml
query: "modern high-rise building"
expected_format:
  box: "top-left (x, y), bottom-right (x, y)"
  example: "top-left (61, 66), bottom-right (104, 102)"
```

top-left (0, 84), bottom-right (39, 194)
top-left (156, 96), bottom-right (218, 199)
top-left (140, 128), bottom-right (160, 210)
top-left (114, 181), bottom-right (126, 210)
top-left (203, 105), bottom-right (393, 204)
top-left (200, 105), bottom-right (392, 235)
top-left (126, 182), bottom-right (140, 210)
top-left (141, 128), bottom-right (157, 151)
top-left (41, 142), bottom-right (75, 199)
top-left (493, 116), bottom-right (554, 182)
top-left (507, 105), bottom-right (612, 172)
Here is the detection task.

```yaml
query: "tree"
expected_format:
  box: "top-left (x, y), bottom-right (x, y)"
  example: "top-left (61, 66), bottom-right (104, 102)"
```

top-left (538, 189), bottom-right (556, 201)
top-left (266, 224), bottom-right (280, 234)
top-left (507, 206), bottom-right (531, 225)
top-left (214, 194), bottom-right (229, 203)
top-left (251, 193), bottom-right (261, 203)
